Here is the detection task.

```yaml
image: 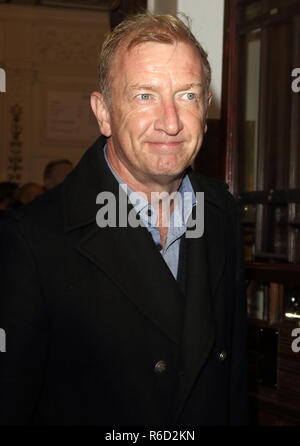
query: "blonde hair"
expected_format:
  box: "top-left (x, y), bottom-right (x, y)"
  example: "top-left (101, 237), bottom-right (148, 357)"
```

top-left (98, 13), bottom-right (211, 104)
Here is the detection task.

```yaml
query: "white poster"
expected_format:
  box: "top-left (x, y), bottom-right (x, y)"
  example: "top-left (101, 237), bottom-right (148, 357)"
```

top-left (46, 90), bottom-right (98, 142)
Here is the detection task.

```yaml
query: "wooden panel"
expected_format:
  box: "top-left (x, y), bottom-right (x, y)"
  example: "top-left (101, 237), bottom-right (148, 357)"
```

top-left (253, 403), bottom-right (300, 425)
top-left (223, 0), bottom-right (240, 193)
top-left (110, 0), bottom-right (147, 29)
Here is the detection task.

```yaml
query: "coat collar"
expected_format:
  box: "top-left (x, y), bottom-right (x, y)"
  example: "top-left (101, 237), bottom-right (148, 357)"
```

top-left (62, 136), bottom-right (227, 233)
top-left (62, 136), bottom-right (117, 233)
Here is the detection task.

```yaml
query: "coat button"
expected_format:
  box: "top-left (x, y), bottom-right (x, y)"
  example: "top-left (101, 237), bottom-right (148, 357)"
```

top-left (154, 360), bottom-right (167, 374)
top-left (218, 350), bottom-right (227, 361)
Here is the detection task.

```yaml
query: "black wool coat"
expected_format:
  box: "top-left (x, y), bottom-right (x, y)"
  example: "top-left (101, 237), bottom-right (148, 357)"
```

top-left (0, 136), bottom-right (248, 425)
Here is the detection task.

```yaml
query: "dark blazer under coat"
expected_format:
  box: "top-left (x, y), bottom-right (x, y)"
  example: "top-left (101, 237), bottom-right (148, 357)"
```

top-left (0, 136), bottom-right (248, 425)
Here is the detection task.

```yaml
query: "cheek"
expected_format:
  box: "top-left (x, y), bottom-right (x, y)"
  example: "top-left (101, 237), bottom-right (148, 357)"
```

top-left (116, 109), bottom-right (153, 138)
top-left (182, 110), bottom-right (204, 136)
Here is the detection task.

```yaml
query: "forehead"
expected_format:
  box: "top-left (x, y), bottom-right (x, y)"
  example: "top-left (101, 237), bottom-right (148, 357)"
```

top-left (110, 40), bottom-right (203, 85)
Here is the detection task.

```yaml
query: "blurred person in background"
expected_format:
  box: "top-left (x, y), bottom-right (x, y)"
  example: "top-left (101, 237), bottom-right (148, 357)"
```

top-left (0, 182), bottom-right (19, 216)
top-left (18, 183), bottom-right (44, 205)
top-left (43, 159), bottom-right (73, 190)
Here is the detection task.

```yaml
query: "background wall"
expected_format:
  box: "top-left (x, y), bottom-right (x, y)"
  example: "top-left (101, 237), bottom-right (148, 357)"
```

top-left (0, 4), bottom-right (109, 184)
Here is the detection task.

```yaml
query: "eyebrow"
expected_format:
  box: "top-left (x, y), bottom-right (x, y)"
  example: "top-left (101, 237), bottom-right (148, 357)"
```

top-left (127, 82), bottom-right (203, 92)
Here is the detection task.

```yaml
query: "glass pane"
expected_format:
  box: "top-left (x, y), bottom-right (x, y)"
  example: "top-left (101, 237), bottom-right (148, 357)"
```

top-left (262, 0), bottom-right (300, 14)
top-left (245, 2), bottom-right (263, 21)
top-left (258, 22), bottom-right (293, 191)
top-left (295, 204), bottom-right (300, 223)
top-left (246, 280), bottom-right (269, 320)
top-left (243, 0), bottom-right (300, 22)
top-left (248, 325), bottom-right (278, 389)
top-left (240, 204), bottom-right (257, 262)
top-left (290, 16), bottom-right (300, 188)
top-left (284, 286), bottom-right (300, 319)
top-left (239, 29), bottom-right (261, 192)
top-left (257, 205), bottom-right (288, 259)
top-left (273, 206), bottom-right (288, 255)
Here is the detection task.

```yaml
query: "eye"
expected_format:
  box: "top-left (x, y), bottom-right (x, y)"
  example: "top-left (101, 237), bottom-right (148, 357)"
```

top-left (137, 93), bottom-right (151, 100)
top-left (184, 92), bottom-right (197, 100)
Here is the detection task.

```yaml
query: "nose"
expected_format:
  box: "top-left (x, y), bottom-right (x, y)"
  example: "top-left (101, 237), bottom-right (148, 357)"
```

top-left (154, 99), bottom-right (183, 135)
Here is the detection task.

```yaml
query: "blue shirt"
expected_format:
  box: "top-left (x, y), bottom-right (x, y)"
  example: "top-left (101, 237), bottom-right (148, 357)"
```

top-left (103, 145), bottom-right (196, 279)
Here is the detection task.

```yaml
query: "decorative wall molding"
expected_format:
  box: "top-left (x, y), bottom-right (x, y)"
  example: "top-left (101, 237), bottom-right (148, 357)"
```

top-left (8, 104), bottom-right (23, 182)
top-left (35, 26), bottom-right (105, 65)
top-left (5, 64), bottom-right (34, 96)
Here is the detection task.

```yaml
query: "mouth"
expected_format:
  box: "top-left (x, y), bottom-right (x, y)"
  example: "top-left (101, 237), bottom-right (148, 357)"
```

top-left (146, 141), bottom-right (183, 149)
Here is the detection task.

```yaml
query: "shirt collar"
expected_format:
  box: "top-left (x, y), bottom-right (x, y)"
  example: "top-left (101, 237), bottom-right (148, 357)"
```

top-left (103, 144), bottom-right (196, 228)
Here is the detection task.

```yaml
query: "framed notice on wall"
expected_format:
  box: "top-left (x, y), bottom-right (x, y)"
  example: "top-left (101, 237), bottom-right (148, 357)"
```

top-left (45, 90), bottom-right (99, 143)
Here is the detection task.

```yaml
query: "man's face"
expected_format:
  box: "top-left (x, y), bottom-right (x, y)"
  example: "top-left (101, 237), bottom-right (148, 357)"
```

top-left (93, 40), bottom-right (210, 185)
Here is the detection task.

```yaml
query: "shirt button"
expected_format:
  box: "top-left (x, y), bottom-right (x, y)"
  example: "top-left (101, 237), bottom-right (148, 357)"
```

top-left (218, 350), bottom-right (227, 361)
top-left (154, 360), bottom-right (167, 374)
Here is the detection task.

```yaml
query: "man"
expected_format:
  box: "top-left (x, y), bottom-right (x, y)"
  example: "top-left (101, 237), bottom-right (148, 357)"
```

top-left (0, 13), bottom-right (247, 425)
top-left (0, 182), bottom-right (19, 215)
top-left (43, 159), bottom-right (73, 190)
top-left (17, 182), bottom-right (45, 205)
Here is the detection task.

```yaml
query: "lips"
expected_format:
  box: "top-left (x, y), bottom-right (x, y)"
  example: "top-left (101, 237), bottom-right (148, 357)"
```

top-left (146, 141), bottom-right (183, 148)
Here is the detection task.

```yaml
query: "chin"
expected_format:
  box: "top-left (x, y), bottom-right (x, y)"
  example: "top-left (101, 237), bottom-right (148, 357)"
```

top-left (152, 157), bottom-right (187, 173)
top-left (149, 166), bottom-right (187, 181)
top-left (160, 162), bottom-right (190, 177)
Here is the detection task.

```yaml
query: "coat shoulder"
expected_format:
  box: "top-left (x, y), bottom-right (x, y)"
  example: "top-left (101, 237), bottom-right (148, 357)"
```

top-left (189, 170), bottom-right (237, 214)
top-left (0, 185), bottom-right (63, 241)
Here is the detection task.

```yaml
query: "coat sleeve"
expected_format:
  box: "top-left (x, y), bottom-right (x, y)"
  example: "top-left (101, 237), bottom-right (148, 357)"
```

top-left (0, 215), bottom-right (48, 425)
top-left (228, 195), bottom-right (249, 425)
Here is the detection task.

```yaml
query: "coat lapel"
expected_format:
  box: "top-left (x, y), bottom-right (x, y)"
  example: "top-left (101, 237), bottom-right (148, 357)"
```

top-left (62, 137), bottom-right (184, 346)
top-left (77, 221), bottom-right (184, 345)
top-left (173, 172), bottom-right (227, 422)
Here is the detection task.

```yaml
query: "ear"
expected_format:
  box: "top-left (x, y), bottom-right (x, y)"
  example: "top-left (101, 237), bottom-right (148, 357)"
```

top-left (204, 92), bottom-right (213, 133)
top-left (90, 92), bottom-right (112, 137)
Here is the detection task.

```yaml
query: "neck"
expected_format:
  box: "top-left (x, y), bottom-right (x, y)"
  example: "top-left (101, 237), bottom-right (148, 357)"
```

top-left (106, 146), bottom-right (183, 202)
